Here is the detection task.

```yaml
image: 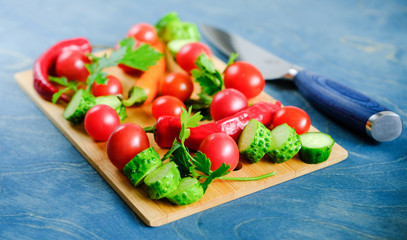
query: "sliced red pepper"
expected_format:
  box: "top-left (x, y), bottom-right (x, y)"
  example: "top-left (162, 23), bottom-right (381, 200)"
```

top-left (33, 37), bottom-right (92, 102)
top-left (146, 101), bottom-right (282, 150)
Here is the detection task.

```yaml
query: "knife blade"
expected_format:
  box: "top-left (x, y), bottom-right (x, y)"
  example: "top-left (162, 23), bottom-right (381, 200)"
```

top-left (201, 24), bottom-right (403, 142)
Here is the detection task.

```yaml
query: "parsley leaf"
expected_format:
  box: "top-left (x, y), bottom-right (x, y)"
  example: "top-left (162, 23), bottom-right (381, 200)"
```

top-left (179, 107), bottom-right (202, 144)
top-left (85, 37), bottom-right (162, 91)
top-left (49, 76), bottom-right (83, 103)
top-left (191, 53), bottom-right (223, 96)
top-left (200, 163), bottom-right (230, 192)
top-left (191, 151), bottom-right (211, 176)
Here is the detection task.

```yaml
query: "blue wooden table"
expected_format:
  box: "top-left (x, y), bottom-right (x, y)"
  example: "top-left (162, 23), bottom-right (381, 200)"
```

top-left (1, 0), bottom-right (406, 239)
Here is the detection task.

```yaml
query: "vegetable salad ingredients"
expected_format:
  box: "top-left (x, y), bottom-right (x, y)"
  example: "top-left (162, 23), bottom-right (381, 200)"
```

top-left (107, 123), bottom-right (150, 171)
top-left (238, 119), bottom-right (273, 163)
top-left (144, 161), bottom-right (181, 199)
top-left (267, 123), bottom-right (301, 163)
top-left (223, 61), bottom-right (265, 99)
top-left (84, 105), bottom-right (121, 142)
top-left (145, 101), bottom-right (281, 150)
top-left (273, 106), bottom-right (311, 135)
top-left (299, 132), bottom-right (334, 164)
top-left (123, 147), bottom-right (163, 186)
top-left (33, 37), bottom-right (92, 102)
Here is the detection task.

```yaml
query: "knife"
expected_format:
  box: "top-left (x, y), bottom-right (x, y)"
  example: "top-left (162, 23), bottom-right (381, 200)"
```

top-left (200, 24), bottom-right (403, 142)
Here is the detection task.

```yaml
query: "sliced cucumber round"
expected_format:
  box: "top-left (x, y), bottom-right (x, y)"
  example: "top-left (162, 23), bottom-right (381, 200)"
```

top-left (267, 123), bottom-right (301, 164)
top-left (166, 177), bottom-right (204, 205)
top-left (63, 89), bottom-right (96, 124)
top-left (238, 119), bottom-right (272, 163)
top-left (123, 147), bottom-right (163, 187)
top-left (144, 162), bottom-right (181, 199)
top-left (299, 132), bottom-right (335, 164)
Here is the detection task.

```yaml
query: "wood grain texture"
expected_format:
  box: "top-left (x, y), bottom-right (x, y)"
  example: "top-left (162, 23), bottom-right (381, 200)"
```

top-left (14, 52), bottom-right (348, 227)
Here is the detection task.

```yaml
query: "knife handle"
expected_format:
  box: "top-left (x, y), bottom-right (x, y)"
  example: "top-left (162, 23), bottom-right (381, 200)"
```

top-left (293, 70), bottom-right (403, 142)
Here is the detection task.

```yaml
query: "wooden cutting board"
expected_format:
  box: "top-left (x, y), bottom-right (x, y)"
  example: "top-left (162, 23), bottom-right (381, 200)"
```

top-left (14, 51), bottom-right (348, 227)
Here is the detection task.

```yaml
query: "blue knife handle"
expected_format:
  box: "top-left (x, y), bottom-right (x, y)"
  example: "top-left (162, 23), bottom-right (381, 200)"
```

top-left (293, 70), bottom-right (402, 141)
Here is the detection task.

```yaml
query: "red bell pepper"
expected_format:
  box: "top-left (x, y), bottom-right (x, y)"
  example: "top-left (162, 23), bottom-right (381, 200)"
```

top-left (33, 37), bottom-right (92, 102)
top-left (146, 101), bottom-right (281, 150)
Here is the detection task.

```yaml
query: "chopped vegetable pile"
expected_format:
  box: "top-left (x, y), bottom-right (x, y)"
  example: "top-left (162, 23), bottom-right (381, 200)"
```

top-left (32, 12), bottom-right (335, 206)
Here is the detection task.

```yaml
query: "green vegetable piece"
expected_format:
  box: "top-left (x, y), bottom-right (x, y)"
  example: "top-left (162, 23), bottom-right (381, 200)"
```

top-left (267, 123), bottom-right (301, 164)
top-left (155, 12), bottom-right (181, 38)
top-left (123, 147), bottom-right (163, 187)
top-left (166, 177), bottom-right (204, 205)
top-left (299, 132), bottom-right (335, 164)
top-left (162, 21), bottom-right (200, 43)
top-left (238, 119), bottom-right (272, 163)
top-left (144, 162), bottom-right (181, 199)
top-left (63, 89), bottom-right (96, 124)
top-left (95, 95), bottom-right (127, 122)
top-left (167, 39), bottom-right (197, 57)
top-left (122, 86), bottom-right (147, 107)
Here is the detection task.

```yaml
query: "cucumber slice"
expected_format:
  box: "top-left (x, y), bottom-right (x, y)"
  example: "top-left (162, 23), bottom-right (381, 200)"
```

top-left (166, 177), bottom-right (204, 205)
top-left (123, 147), bottom-right (163, 187)
top-left (167, 39), bottom-right (196, 57)
top-left (238, 119), bottom-right (272, 163)
top-left (299, 132), bottom-right (335, 164)
top-left (267, 123), bottom-right (301, 163)
top-left (63, 89), bottom-right (96, 124)
top-left (144, 162), bottom-right (181, 199)
top-left (95, 95), bottom-right (127, 122)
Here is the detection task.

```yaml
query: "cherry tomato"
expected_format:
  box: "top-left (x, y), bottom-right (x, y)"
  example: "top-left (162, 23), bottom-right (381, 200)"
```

top-left (107, 123), bottom-right (150, 171)
top-left (152, 96), bottom-right (186, 120)
top-left (55, 49), bottom-right (90, 82)
top-left (210, 88), bottom-right (248, 121)
top-left (176, 42), bottom-right (212, 74)
top-left (84, 105), bottom-right (121, 142)
top-left (91, 75), bottom-right (123, 97)
top-left (127, 23), bottom-right (158, 44)
top-left (272, 106), bottom-right (311, 135)
top-left (198, 133), bottom-right (239, 172)
top-left (161, 72), bottom-right (194, 102)
top-left (223, 61), bottom-right (265, 99)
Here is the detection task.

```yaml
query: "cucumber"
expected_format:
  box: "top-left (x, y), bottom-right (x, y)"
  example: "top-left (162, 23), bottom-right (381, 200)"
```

top-left (63, 89), bottom-right (96, 124)
top-left (95, 95), bottom-right (127, 122)
top-left (167, 39), bottom-right (196, 57)
top-left (123, 147), bottom-right (163, 187)
top-left (144, 162), bottom-right (181, 199)
top-left (238, 119), bottom-right (273, 163)
top-left (267, 123), bottom-right (301, 163)
top-left (299, 132), bottom-right (335, 164)
top-left (166, 177), bottom-right (204, 205)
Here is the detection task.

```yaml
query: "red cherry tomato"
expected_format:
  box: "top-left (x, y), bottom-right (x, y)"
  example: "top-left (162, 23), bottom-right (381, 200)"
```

top-left (127, 23), bottom-right (158, 44)
top-left (55, 49), bottom-right (90, 82)
top-left (152, 96), bottom-right (186, 120)
top-left (210, 88), bottom-right (248, 121)
top-left (161, 72), bottom-right (194, 102)
top-left (176, 42), bottom-right (212, 74)
top-left (198, 133), bottom-right (239, 172)
top-left (272, 106), bottom-right (311, 135)
top-left (84, 105), bottom-right (121, 142)
top-left (91, 75), bottom-right (123, 97)
top-left (107, 123), bottom-right (150, 171)
top-left (223, 61), bottom-right (265, 99)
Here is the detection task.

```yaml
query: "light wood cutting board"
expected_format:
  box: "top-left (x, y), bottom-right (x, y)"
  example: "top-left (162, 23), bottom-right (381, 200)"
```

top-left (14, 51), bottom-right (348, 227)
